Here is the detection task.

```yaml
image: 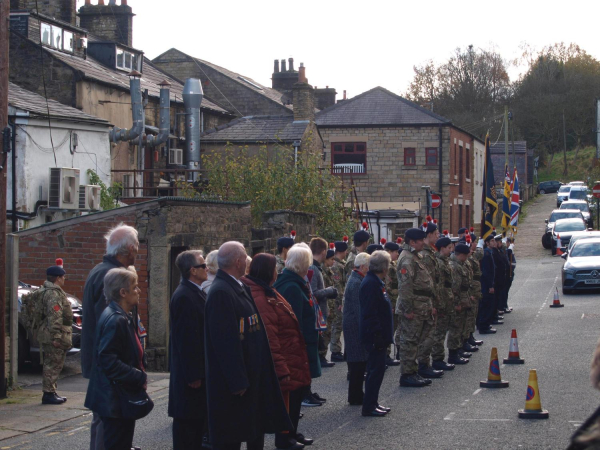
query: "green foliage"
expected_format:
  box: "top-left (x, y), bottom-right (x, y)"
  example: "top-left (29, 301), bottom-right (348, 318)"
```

top-left (538, 146), bottom-right (598, 184)
top-left (87, 169), bottom-right (122, 211)
top-left (187, 144), bottom-right (353, 240)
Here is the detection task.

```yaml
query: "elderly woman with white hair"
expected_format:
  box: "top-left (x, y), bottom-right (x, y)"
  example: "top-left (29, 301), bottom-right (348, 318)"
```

top-left (201, 250), bottom-right (219, 294)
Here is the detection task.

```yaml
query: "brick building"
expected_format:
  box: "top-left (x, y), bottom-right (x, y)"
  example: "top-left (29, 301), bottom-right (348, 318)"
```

top-left (316, 87), bottom-right (478, 236)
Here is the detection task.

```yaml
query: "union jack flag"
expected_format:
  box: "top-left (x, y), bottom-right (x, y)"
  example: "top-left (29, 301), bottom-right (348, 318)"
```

top-left (509, 168), bottom-right (520, 231)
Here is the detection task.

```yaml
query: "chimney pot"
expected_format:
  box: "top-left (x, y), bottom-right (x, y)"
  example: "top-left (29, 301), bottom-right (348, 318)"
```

top-left (85, 0), bottom-right (91, 4)
top-left (343, 90), bottom-right (347, 100)
top-left (108, 0), bottom-right (116, 5)
top-left (288, 57), bottom-right (294, 72)
top-left (326, 85), bottom-right (329, 88)
top-left (98, 0), bottom-right (105, 5)
top-left (273, 59), bottom-right (280, 73)
top-left (298, 64), bottom-right (307, 84)
top-left (281, 59), bottom-right (287, 72)
top-left (121, 0), bottom-right (128, 4)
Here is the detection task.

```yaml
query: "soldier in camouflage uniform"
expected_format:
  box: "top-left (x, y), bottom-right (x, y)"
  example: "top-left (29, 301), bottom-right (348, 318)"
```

top-left (345, 228), bottom-right (370, 277)
top-left (447, 243), bottom-right (473, 365)
top-left (38, 264), bottom-right (73, 405)
top-left (397, 228), bottom-right (436, 388)
top-left (322, 245), bottom-right (337, 363)
top-left (330, 240), bottom-right (348, 362)
top-left (383, 240), bottom-right (401, 366)
top-left (466, 236), bottom-right (484, 347)
top-left (276, 236), bottom-right (295, 274)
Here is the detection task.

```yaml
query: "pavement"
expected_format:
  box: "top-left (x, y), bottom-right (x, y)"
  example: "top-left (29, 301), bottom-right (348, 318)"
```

top-left (1, 191), bottom-right (599, 449)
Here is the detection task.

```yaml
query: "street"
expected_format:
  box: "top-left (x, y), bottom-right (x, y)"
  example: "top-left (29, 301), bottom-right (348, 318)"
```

top-left (2, 193), bottom-right (599, 449)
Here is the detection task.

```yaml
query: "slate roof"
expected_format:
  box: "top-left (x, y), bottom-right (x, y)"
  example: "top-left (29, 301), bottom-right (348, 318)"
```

top-left (8, 82), bottom-right (109, 125)
top-left (316, 86), bottom-right (451, 127)
top-left (201, 115), bottom-right (308, 143)
top-left (490, 141), bottom-right (528, 154)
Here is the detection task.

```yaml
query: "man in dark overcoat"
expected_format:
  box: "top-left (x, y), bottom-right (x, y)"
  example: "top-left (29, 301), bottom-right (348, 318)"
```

top-left (477, 234), bottom-right (497, 334)
top-left (205, 241), bottom-right (292, 450)
top-left (169, 250), bottom-right (209, 449)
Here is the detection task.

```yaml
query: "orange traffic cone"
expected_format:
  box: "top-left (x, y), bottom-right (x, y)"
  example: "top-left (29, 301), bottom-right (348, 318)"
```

top-left (480, 347), bottom-right (509, 388)
top-left (549, 287), bottom-right (564, 308)
top-left (503, 329), bottom-right (525, 364)
top-left (555, 235), bottom-right (564, 256)
top-left (518, 369), bottom-right (549, 419)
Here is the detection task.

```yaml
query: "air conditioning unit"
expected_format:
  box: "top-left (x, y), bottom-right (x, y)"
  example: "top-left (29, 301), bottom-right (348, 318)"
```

top-left (169, 148), bottom-right (183, 165)
top-left (48, 168), bottom-right (80, 210)
top-left (79, 185), bottom-right (101, 211)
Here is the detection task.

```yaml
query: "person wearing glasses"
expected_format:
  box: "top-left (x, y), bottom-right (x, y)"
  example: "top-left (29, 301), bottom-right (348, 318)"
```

top-left (169, 250), bottom-right (210, 449)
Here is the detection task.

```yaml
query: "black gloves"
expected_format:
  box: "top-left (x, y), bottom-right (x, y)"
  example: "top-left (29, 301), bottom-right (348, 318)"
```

top-left (323, 287), bottom-right (338, 299)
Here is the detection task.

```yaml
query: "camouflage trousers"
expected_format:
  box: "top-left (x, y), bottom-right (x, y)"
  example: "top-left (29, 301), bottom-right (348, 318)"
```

top-left (319, 308), bottom-right (334, 358)
top-left (389, 314), bottom-right (399, 357)
top-left (42, 344), bottom-right (66, 393)
top-left (431, 312), bottom-right (453, 362)
top-left (465, 298), bottom-right (480, 338)
top-left (329, 305), bottom-right (343, 354)
top-left (398, 314), bottom-right (434, 375)
top-left (447, 309), bottom-right (468, 351)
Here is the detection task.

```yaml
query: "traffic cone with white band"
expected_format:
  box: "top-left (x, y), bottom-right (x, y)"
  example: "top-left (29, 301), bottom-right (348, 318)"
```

top-left (549, 287), bottom-right (564, 308)
top-left (503, 329), bottom-right (525, 364)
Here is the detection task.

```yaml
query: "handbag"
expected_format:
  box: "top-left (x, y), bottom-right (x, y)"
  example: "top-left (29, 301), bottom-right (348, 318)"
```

top-left (113, 382), bottom-right (154, 420)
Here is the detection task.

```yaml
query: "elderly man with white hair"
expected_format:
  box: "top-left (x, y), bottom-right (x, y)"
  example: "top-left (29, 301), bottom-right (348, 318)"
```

top-left (81, 223), bottom-right (139, 450)
top-left (205, 242), bottom-right (291, 450)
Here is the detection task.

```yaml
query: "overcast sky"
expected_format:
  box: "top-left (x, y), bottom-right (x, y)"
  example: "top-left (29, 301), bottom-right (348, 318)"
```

top-left (77, 0), bottom-right (600, 100)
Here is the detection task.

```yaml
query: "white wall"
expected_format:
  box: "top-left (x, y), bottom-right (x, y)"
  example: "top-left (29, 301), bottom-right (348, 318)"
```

top-left (7, 113), bottom-right (111, 229)
top-left (473, 139), bottom-right (485, 225)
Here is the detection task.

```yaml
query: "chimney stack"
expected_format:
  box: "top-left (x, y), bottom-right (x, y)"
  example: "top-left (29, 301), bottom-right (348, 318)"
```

top-left (273, 59), bottom-right (280, 74)
top-left (293, 64), bottom-right (315, 122)
top-left (281, 59), bottom-right (287, 72)
top-left (288, 57), bottom-right (294, 72)
top-left (298, 62), bottom-right (307, 83)
top-left (343, 90), bottom-right (347, 100)
top-left (78, 0), bottom-right (135, 47)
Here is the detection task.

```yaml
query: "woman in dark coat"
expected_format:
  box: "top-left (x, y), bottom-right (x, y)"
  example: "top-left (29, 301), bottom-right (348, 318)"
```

top-left (342, 252), bottom-right (371, 405)
top-left (242, 253), bottom-right (311, 450)
top-left (84, 267), bottom-right (148, 450)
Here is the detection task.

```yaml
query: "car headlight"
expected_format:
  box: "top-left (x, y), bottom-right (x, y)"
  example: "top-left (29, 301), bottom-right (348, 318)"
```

top-left (563, 268), bottom-right (575, 276)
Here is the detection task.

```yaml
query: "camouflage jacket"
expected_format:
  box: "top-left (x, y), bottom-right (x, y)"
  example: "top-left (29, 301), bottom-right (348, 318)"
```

top-left (435, 252), bottom-right (455, 314)
top-left (467, 248), bottom-right (484, 301)
top-left (450, 254), bottom-right (472, 309)
top-left (344, 246), bottom-right (358, 278)
top-left (276, 254), bottom-right (286, 275)
top-left (38, 281), bottom-right (73, 349)
top-left (323, 265), bottom-right (336, 313)
top-left (385, 260), bottom-right (399, 309)
top-left (331, 257), bottom-right (346, 309)
top-left (420, 244), bottom-right (442, 309)
top-left (397, 243), bottom-right (434, 317)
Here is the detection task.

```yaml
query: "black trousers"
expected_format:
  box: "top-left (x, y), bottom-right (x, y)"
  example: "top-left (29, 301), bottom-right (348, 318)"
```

top-left (100, 417), bottom-right (135, 450)
top-left (362, 348), bottom-right (386, 414)
top-left (494, 288), bottom-right (504, 315)
top-left (347, 361), bottom-right (367, 405)
top-left (213, 434), bottom-right (264, 450)
top-left (477, 292), bottom-right (496, 330)
top-left (173, 417), bottom-right (207, 450)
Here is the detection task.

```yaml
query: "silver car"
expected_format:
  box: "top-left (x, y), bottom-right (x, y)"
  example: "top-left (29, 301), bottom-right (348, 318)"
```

top-left (551, 218), bottom-right (586, 255)
top-left (542, 209), bottom-right (585, 249)
top-left (567, 231), bottom-right (600, 253)
top-left (560, 200), bottom-right (592, 227)
top-left (562, 238), bottom-right (600, 294)
top-left (557, 185), bottom-right (572, 207)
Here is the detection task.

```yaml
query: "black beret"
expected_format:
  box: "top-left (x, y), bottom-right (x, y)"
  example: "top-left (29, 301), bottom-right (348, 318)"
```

top-left (457, 227), bottom-right (468, 234)
top-left (425, 222), bottom-right (438, 234)
top-left (405, 228), bottom-right (427, 242)
top-left (277, 237), bottom-right (294, 249)
top-left (334, 241), bottom-right (348, 252)
top-left (47, 266), bottom-right (66, 276)
top-left (384, 242), bottom-right (400, 251)
top-left (454, 243), bottom-right (470, 254)
top-left (484, 234), bottom-right (495, 243)
top-left (435, 237), bottom-right (452, 249)
top-left (469, 233), bottom-right (477, 241)
top-left (366, 244), bottom-right (383, 255)
top-left (353, 230), bottom-right (370, 244)
top-left (326, 249), bottom-right (335, 259)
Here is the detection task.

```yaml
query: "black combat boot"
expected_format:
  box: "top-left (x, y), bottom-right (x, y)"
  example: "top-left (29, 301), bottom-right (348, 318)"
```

top-left (42, 392), bottom-right (65, 405)
top-left (448, 349), bottom-right (469, 365)
top-left (463, 341), bottom-right (478, 352)
top-left (385, 355), bottom-right (401, 366)
top-left (458, 349), bottom-right (472, 358)
top-left (432, 359), bottom-right (455, 371)
top-left (469, 333), bottom-right (483, 346)
top-left (399, 373), bottom-right (430, 387)
top-left (418, 363), bottom-right (444, 379)
top-left (331, 352), bottom-right (345, 362)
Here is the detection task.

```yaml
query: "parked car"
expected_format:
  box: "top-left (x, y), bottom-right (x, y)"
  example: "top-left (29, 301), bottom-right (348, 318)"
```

top-left (567, 230), bottom-right (600, 254)
top-left (557, 185), bottom-right (572, 206)
top-left (18, 281), bottom-right (82, 371)
top-left (542, 209), bottom-right (586, 249)
top-left (568, 181), bottom-right (585, 186)
top-left (537, 180), bottom-right (562, 194)
top-left (568, 186), bottom-right (590, 202)
top-left (551, 218), bottom-right (586, 255)
top-left (562, 238), bottom-right (600, 294)
top-left (560, 200), bottom-right (593, 228)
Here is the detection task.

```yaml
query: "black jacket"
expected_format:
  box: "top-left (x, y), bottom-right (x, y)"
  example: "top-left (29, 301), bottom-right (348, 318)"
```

top-left (168, 279), bottom-right (207, 420)
top-left (359, 271), bottom-right (394, 348)
top-left (480, 248), bottom-right (496, 293)
top-left (205, 270), bottom-right (292, 445)
top-left (81, 255), bottom-right (125, 378)
top-left (492, 248), bottom-right (508, 289)
top-left (84, 301), bottom-right (147, 418)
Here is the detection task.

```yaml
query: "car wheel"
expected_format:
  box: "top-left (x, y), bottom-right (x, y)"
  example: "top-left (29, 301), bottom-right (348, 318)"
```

top-left (18, 326), bottom-right (28, 373)
top-left (562, 286), bottom-right (572, 295)
top-left (542, 234), bottom-right (552, 249)
top-left (540, 189), bottom-right (546, 194)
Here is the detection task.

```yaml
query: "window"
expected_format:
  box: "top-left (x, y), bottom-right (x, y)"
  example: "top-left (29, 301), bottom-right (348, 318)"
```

top-left (465, 147), bottom-right (470, 177)
top-left (454, 144), bottom-right (457, 175)
top-left (426, 147), bottom-right (437, 166)
top-left (404, 148), bottom-right (416, 166)
top-left (466, 205), bottom-right (470, 226)
top-left (116, 47), bottom-right (142, 72)
top-left (40, 22), bottom-right (74, 53)
top-left (331, 142), bottom-right (366, 175)
top-left (458, 205), bottom-right (463, 229)
top-left (459, 145), bottom-right (463, 195)
top-left (63, 30), bottom-right (73, 52)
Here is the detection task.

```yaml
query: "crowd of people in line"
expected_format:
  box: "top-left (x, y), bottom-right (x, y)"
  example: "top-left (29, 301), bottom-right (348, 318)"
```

top-left (33, 217), bottom-right (518, 450)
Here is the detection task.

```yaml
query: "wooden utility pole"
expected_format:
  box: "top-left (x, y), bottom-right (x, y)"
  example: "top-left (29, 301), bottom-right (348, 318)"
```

top-left (504, 106), bottom-right (509, 167)
top-left (0, 0), bottom-right (10, 399)
top-left (563, 110), bottom-right (568, 177)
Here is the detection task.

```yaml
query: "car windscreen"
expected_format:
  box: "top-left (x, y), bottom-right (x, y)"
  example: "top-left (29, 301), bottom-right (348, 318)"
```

top-left (570, 242), bottom-right (600, 257)
top-left (558, 186), bottom-right (571, 193)
top-left (569, 234), bottom-right (600, 249)
top-left (550, 212), bottom-right (581, 221)
top-left (561, 203), bottom-right (589, 213)
top-left (554, 221), bottom-right (586, 232)
top-left (570, 190), bottom-right (588, 200)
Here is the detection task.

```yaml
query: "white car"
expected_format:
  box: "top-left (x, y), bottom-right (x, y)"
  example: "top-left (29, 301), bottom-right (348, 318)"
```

top-left (562, 238), bottom-right (600, 294)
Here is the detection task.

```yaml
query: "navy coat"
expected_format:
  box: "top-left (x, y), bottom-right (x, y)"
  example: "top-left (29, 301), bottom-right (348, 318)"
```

top-left (168, 279), bottom-right (207, 420)
top-left (480, 248), bottom-right (496, 294)
top-left (205, 270), bottom-right (292, 445)
top-left (492, 248), bottom-right (508, 289)
top-left (342, 270), bottom-right (369, 362)
top-left (359, 271), bottom-right (394, 348)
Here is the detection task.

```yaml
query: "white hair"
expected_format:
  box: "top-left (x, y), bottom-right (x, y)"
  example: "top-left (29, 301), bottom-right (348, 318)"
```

top-left (205, 250), bottom-right (219, 275)
top-left (369, 250), bottom-right (391, 273)
top-left (354, 252), bottom-right (370, 268)
top-left (105, 223), bottom-right (139, 257)
top-left (285, 244), bottom-right (313, 274)
top-left (217, 241), bottom-right (246, 270)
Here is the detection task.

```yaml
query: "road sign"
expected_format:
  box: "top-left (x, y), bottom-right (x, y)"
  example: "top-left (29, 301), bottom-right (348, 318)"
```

top-left (431, 194), bottom-right (441, 209)
top-left (593, 184), bottom-right (600, 199)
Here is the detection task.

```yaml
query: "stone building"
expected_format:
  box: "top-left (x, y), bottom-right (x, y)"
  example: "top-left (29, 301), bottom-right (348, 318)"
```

top-left (316, 86), bottom-right (478, 235)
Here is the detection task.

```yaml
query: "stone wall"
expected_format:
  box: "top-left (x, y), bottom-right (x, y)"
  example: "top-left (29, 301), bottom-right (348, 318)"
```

top-left (78, 2), bottom-right (133, 47)
top-left (255, 210), bottom-right (317, 254)
top-left (16, 0), bottom-right (77, 25)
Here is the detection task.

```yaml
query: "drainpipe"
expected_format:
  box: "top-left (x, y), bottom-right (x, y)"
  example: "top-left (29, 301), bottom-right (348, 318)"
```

top-left (376, 210), bottom-right (381, 243)
top-left (183, 78), bottom-right (203, 182)
top-left (438, 124), bottom-right (443, 228)
top-left (146, 80), bottom-right (171, 148)
top-left (109, 71), bottom-right (144, 143)
top-left (9, 119), bottom-right (16, 232)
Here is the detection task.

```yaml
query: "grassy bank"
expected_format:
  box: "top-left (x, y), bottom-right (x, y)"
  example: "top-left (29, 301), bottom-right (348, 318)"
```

top-left (538, 146), bottom-right (598, 184)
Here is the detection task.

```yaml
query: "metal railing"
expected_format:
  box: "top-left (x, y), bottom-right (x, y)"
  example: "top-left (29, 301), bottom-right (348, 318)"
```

top-left (111, 169), bottom-right (206, 198)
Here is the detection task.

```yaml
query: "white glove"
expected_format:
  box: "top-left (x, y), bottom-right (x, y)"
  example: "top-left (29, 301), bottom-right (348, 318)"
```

top-left (509, 243), bottom-right (514, 251)
top-left (477, 238), bottom-right (484, 249)
top-left (502, 238), bottom-right (508, 245)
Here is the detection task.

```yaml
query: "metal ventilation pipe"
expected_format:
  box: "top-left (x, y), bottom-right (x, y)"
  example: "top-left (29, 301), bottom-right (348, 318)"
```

top-left (110, 72), bottom-right (144, 143)
top-left (146, 80), bottom-right (171, 148)
top-left (182, 78), bottom-right (203, 182)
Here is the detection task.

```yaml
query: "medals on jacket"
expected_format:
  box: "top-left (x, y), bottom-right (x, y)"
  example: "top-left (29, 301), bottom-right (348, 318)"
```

top-left (240, 314), bottom-right (262, 340)
top-left (239, 318), bottom-right (245, 340)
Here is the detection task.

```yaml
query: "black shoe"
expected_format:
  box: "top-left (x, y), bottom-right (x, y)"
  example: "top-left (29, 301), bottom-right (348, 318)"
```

top-left (348, 400), bottom-right (363, 406)
top-left (320, 357), bottom-right (335, 368)
top-left (377, 404), bottom-right (391, 412)
top-left (432, 360), bottom-right (455, 371)
top-left (400, 373), bottom-right (430, 387)
top-left (469, 334), bottom-right (483, 346)
top-left (331, 352), bottom-right (345, 362)
top-left (301, 396), bottom-right (323, 407)
top-left (492, 319), bottom-right (504, 325)
top-left (312, 392), bottom-right (327, 403)
top-left (416, 374), bottom-right (433, 385)
top-left (418, 365), bottom-right (444, 378)
top-left (463, 342), bottom-right (478, 352)
top-left (362, 409), bottom-right (387, 417)
top-left (42, 392), bottom-right (65, 405)
top-left (503, 307), bottom-right (513, 314)
top-left (295, 434), bottom-right (313, 446)
top-left (458, 349), bottom-right (472, 358)
top-left (448, 351), bottom-right (469, 365)
top-left (385, 355), bottom-right (401, 366)
top-left (479, 327), bottom-right (497, 334)
top-left (275, 435), bottom-right (304, 450)
top-left (53, 392), bottom-right (67, 402)
top-left (299, 412), bottom-right (304, 419)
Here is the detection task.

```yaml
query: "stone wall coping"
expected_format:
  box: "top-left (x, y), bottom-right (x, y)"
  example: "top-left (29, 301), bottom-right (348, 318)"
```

top-left (263, 209), bottom-right (317, 218)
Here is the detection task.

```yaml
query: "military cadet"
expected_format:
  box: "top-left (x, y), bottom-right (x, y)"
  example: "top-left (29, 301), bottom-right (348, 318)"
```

top-left (477, 234), bottom-right (497, 334)
top-left (492, 234), bottom-right (508, 324)
top-left (323, 244), bottom-right (338, 366)
top-left (457, 227), bottom-right (468, 241)
top-left (366, 241), bottom-right (384, 255)
top-left (447, 243), bottom-right (473, 365)
top-left (383, 239), bottom-right (401, 367)
top-left (431, 237), bottom-right (456, 371)
top-left (276, 234), bottom-right (295, 275)
top-left (39, 263), bottom-right (73, 405)
top-left (459, 235), bottom-right (479, 354)
top-left (345, 224), bottom-right (371, 277)
top-left (330, 239), bottom-right (348, 362)
top-left (397, 228), bottom-right (436, 387)
top-left (466, 235), bottom-right (484, 347)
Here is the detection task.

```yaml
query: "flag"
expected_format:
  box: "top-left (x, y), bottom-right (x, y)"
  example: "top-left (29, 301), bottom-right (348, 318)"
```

top-left (481, 134), bottom-right (498, 239)
top-left (501, 164), bottom-right (512, 230)
top-left (510, 168), bottom-right (520, 233)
